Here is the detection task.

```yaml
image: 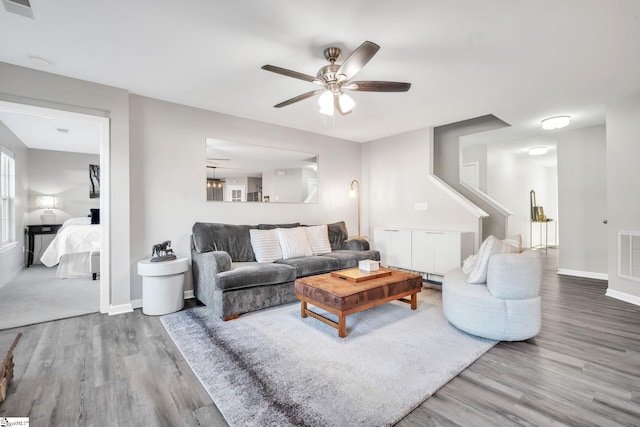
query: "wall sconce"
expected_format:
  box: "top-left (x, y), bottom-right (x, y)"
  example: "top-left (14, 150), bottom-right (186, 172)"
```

top-left (36, 195), bottom-right (58, 224)
top-left (349, 179), bottom-right (361, 238)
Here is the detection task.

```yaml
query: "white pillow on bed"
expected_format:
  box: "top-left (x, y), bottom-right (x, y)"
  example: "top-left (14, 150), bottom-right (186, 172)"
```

top-left (59, 216), bottom-right (91, 232)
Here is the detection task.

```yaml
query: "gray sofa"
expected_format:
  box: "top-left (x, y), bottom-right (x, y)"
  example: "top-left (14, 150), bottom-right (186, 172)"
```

top-left (191, 221), bottom-right (380, 320)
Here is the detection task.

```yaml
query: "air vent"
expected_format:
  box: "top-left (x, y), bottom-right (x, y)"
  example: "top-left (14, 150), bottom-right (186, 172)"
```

top-left (2, 0), bottom-right (34, 19)
top-left (619, 231), bottom-right (640, 282)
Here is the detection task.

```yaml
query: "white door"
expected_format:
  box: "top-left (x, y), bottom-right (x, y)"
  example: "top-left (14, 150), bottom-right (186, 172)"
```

top-left (226, 185), bottom-right (246, 202)
top-left (460, 162), bottom-right (480, 189)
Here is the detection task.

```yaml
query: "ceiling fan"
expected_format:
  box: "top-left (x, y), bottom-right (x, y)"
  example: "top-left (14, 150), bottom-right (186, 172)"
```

top-left (262, 41), bottom-right (411, 116)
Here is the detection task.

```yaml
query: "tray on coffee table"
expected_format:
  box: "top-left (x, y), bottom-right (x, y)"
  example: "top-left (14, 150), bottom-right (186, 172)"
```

top-left (330, 267), bottom-right (392, 283)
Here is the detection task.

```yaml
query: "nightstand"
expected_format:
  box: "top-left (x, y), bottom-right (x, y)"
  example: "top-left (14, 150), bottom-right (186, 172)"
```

top-left (25, 224), bottom-right (62, 267)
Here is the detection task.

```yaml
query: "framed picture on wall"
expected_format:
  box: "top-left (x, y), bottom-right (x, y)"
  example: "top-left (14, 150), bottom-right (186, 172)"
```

top-left (90, 164), bottom-right (100, 199)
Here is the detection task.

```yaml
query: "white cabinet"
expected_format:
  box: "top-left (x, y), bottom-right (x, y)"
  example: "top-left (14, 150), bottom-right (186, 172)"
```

top-left (373, 228), bottom-right (412, 269)
top-left (411, 230), bottom-right (474, 275)
top-left (374, 228), bottom-right (474, 276)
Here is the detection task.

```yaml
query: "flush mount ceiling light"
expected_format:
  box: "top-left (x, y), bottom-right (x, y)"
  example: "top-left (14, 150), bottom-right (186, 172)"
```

top-left (541, 116), bottom-right (571, 130)
top-left (528, 147), bottom-right (549, 156)
top-left (27, 54), bottom-right (52, 67)
top-left (262, 41), bottom-right (411, 116)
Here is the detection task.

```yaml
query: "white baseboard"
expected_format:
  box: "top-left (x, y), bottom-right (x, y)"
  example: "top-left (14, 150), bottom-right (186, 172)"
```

top-left (557, 268), bottom-right (608, 281)
top-left (108, 303), bottom-right (134, 315)
top-left (605, 289), bottom-right (640, 307)
top-left (129, 291), bottom-right (195, 312)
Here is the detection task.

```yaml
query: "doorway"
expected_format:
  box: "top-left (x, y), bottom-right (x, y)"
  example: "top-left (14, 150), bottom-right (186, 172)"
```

top-left (0, 100), bottom-right (110, 315)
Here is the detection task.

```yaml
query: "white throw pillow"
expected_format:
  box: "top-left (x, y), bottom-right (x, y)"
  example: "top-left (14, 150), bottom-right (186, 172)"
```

top-left (276, 227), bottom-right (314, 259)
top-left (249, 229), bottom-right (282, 263)
top-left (503, 234), bottom-right (522, 252)
top-left (462, 254), bottom-right (478, 275)
top-left (466, 235), bottom-right (519, 284)
top-left (304, 225), bottom-right (332, 255)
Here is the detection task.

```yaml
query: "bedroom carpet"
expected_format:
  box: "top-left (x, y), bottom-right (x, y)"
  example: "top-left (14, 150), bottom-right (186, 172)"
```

top-left (0, 265), bottom-right (99, 330)
top-left (161, 288), bottom-right (497, 427)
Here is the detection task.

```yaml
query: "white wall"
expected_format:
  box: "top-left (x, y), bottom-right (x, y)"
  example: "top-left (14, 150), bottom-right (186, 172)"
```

top-left (25, 149), bottom-right (100, 263)
top-left (461, 144), bottom-right (487, 192)
top-left (128, 95), bottom-right (362, 300)
top-left (557, 125), bottom-right (607, 277)
top-left (0, 62), bottom-right (131, 308)
top-left (27, 149), bottom-right (100, 224)
top-left (362, 127), bottom-right (480, 248)
top-left (486, 145), bottom-right (558, 248)
top-left (606, 93), bottom-right (640, 302)
top-left (433, 115), bottom-right (511, 240)
top-left (0, 121), bottom-right (29, 285)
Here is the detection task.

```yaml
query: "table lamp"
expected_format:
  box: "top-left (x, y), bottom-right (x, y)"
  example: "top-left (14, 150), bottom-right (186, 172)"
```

top-left (36, 195), bottom-right (57, 224)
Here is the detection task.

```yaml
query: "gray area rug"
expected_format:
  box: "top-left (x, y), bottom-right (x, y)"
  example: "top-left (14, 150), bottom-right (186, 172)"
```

top-left (0, 265), bottom-right (99, 330)
top-left (161, 288), bottom-right (497, 426)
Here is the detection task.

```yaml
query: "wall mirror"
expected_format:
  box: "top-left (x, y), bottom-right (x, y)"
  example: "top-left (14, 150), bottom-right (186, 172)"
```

top-left (206, 137), bottom-right (318, 203)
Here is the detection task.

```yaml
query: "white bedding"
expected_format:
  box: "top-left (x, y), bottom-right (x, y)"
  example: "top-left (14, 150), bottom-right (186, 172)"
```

top-left (41, 218), bottom-right (101, 268)
top-left (56, 252), bottom-right (92, 278)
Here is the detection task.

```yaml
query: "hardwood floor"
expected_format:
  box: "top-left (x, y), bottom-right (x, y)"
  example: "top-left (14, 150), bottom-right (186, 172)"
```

top-left (399, 249), bottom-right (640, 427)
top-left (1, 249), bottom-right (638, 426)
top-left (0, 301), bottom-right (225, 426)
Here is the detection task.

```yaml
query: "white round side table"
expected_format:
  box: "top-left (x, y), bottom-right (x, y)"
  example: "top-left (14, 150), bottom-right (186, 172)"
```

top-left (137, 257), bottom-right (188, 315)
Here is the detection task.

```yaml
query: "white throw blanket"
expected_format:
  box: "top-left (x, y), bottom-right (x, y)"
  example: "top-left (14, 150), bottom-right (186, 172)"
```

top-left (40, 223), bottom-right (101, 267)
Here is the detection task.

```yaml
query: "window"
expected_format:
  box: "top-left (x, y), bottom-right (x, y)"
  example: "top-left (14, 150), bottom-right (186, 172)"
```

top-left (1, 146), bottom-right (16, 247)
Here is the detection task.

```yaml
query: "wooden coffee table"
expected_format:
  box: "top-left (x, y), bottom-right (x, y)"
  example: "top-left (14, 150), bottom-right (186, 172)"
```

top-left (294, 267), bottom-right (422, 338)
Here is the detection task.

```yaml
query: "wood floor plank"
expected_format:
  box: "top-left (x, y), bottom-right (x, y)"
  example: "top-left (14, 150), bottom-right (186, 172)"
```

top-left (1, 249), bottom-right (639, 426)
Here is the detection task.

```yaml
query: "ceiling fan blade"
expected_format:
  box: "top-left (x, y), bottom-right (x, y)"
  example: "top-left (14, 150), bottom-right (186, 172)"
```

top-left (273, 90), bottom-right (322, 108)
top-left (262, 65), bottom-right (318, 83)
top-left (347, 81), bottom-right (411, 92)
top-left (336, 41), bottom-right (380, 80)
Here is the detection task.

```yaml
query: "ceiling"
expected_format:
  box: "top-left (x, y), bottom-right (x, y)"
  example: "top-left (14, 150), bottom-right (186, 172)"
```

top-left (0, 101), bottom-right (101, 154)
top-left (1, 0), bottom-right (639, 148)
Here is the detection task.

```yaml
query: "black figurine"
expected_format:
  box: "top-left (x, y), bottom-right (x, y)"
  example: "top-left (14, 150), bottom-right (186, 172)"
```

top-left (151, 240), bottom-right (177, 262)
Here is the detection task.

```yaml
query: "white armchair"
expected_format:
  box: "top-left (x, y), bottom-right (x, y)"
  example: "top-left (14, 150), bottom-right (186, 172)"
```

top-left (442, 250), bottom-right (542, 341)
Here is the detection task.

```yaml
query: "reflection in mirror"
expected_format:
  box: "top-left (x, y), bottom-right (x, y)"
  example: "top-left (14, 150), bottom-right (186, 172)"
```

top-left (206, 138), bottom-right (318, 203)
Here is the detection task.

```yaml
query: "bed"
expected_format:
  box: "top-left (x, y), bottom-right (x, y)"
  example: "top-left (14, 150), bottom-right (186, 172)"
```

top-left (40, 217), bottom-right (101, 279)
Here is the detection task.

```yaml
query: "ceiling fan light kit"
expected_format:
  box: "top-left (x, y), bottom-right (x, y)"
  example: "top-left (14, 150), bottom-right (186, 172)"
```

top-left (318, 90), bottom-right (334, 116)
top-left (262, 41), bottom-right (411, 116)
top-left (338, 93), bottom-right (355, 113)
